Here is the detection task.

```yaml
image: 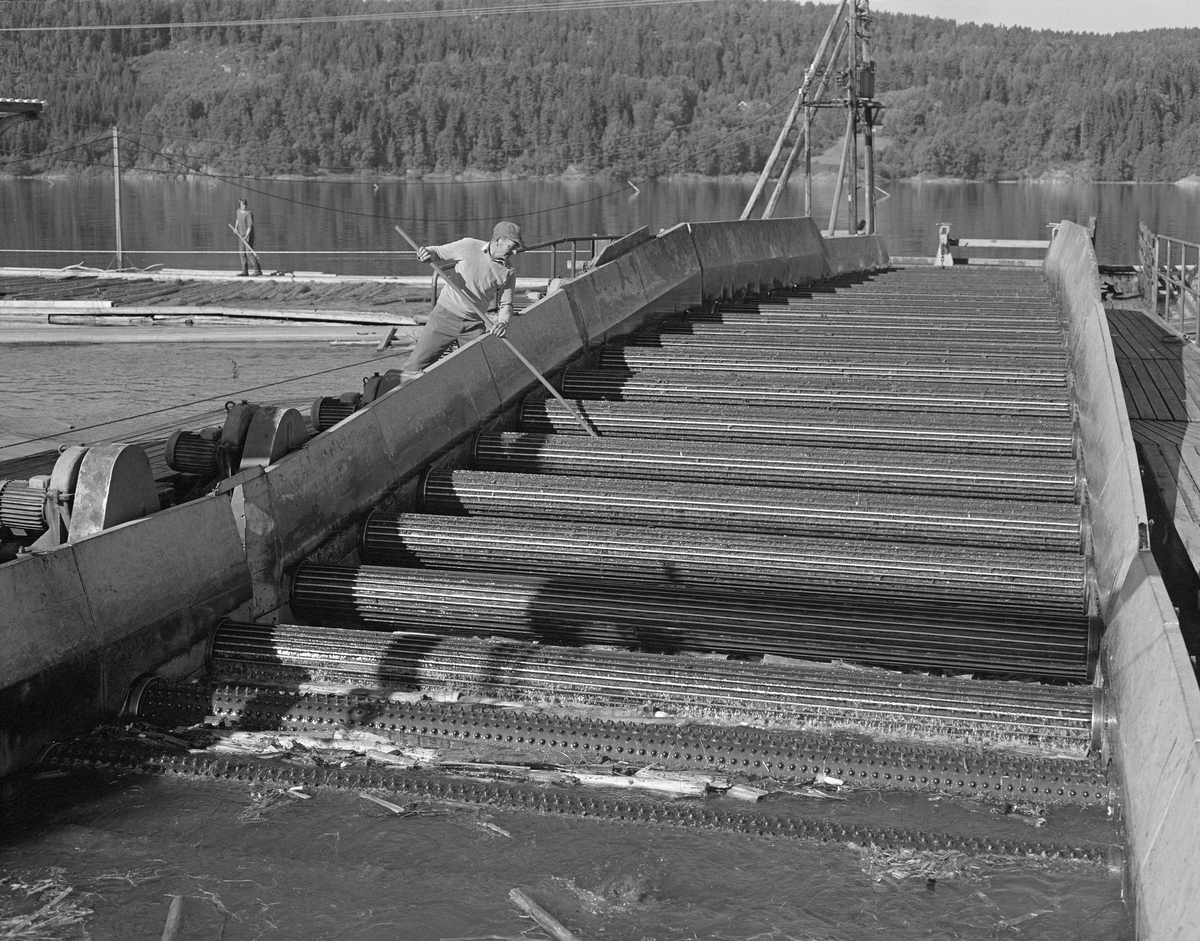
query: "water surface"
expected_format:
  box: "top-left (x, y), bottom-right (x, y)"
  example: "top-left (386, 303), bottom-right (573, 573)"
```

top-left (3, 178), bottom-right (1198, 274)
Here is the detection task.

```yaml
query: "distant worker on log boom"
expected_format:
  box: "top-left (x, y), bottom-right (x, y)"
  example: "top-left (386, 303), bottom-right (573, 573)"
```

top-left (233, 198), bottom-right (262, 277)
top-left (400, 220), bottom-right (525, 380)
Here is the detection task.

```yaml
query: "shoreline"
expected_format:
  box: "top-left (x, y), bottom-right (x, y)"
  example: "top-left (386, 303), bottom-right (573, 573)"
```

top-left (4, 168), bottom-right (1199, 186)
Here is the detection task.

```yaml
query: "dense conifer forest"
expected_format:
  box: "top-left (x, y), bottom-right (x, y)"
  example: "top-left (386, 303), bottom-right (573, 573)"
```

top-left (3, 0), bottom-right (1199, 182)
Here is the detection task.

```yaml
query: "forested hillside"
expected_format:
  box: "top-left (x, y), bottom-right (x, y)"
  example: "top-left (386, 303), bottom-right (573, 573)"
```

top-left (3, 0), bottom-right (1199, 182)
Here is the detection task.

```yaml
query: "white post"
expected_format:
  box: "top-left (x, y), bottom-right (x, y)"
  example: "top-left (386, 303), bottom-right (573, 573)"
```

top-left (112, 126), bottom-right (124, 269)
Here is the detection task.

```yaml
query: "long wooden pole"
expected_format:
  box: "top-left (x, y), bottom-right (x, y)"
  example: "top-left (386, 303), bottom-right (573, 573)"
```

top-left (860, 1), bottom-right (876, 234)
top-left (740, 0), bottom-right (847, 220)
top-left (764, 23), bottom-right (849, 219)
top-left (846, 0), bottom-right (860, 233)
top-left (228, 223), bottom-right (263, 266)
top-left (826, 110), bottom-right (854, 236)
top-left (394, 224), bottom-right (598, 437)
top-left (112, 127), bottom-right (124, 269)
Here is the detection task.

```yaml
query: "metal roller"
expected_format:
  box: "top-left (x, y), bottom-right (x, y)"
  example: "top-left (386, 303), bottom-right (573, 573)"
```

top-left (127, 674), bottom-right (1107, 798)
top-left (661, 319), bottom-right (1065, 343)
top-left (560, 369), bottom-right (1072, 418)
top-left (419, 469), bottom-right (1083, 551)
top-left (715, 296), bottom-right (1062, 316)
top-left (473, 432), bottom-right (1082, 502)
top-left (696, 304), bottom-right (1062, 326)
top-left (623, 329), bottom-right (1064, 357)
top-left (519, 399), bottom-right (1078, 459)
top-left (598, 347), bottom-right (1068, 385)
top-left (204, 622), bottom-right (1100, 749)
top-left (288, 563), bottom-right (1094, 679)
top-left (768, 277), bottom-right (1054, 301)
top-left (362, 512), bottom-right (1089, 614)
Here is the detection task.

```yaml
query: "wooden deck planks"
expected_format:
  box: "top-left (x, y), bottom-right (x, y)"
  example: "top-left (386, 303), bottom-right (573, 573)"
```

top-left (1112, 302), bottom-right (1200, 577)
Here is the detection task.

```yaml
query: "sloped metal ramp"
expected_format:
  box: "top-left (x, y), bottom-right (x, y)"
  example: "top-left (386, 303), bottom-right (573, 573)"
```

top-left (139, 265), bottom-right (1100, 769)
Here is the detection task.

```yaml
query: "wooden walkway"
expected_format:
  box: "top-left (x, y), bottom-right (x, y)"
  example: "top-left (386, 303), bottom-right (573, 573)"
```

top-left (1106, 303), bottom-right (1200, 572)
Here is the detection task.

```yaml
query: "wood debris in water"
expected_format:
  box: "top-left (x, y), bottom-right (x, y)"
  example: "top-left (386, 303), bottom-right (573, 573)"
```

top-left (236, 789), bottom-right (297, 824)
top-left (0, 868), bottom-right (93, 940)
top-left (853, 844), bottom-right (1030, 884)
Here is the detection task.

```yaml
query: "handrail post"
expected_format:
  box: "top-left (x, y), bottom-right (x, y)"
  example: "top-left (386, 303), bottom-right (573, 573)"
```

top-left (1178, 239), bottom-right (1188, 336)
top-left (1153, 235), bottom-right (1161, 321)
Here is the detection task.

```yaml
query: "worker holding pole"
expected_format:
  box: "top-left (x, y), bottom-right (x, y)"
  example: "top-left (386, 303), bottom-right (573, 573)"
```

top-left (399, 221), bottom-right (524, 380)
top-left (233, 198), bottom-right (262, 276)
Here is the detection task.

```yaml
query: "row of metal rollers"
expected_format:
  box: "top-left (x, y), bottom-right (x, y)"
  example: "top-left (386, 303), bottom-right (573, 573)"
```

top-left (272, 268), bottom-right (1096, 709)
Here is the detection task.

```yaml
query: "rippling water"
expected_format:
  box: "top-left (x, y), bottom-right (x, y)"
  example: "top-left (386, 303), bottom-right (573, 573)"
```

top-left (0, 771), bottom-right (1129, 941)
top-left (0, 341), bottom-right (413, 462)
top-left (3, 177), bottom-right (1198, 274)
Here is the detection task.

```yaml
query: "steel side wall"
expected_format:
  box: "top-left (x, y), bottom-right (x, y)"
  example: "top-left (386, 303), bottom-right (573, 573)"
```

top-left (1103, 554), bottom-right (1200, 940)
top-left (1045, 222), bottom-right (1147, 606)
top-left (479, 289), bottom-right (587, 404)
top-left (0, 496), bottom-right (250, 776)
top-left (690, 218), bottom-right (828, 298)
top-left (824, 234), bottom-right (891, 275)
top-left (1046, 221), bottom-right (1200, 939)
top-left (0, 549), bottom-right (98, 776)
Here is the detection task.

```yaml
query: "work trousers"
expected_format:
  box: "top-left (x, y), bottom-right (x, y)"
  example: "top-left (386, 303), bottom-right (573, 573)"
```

top-left (401, 303), bottom-right (487, 377)
top-left (238, 233), bottom-right (261, 274)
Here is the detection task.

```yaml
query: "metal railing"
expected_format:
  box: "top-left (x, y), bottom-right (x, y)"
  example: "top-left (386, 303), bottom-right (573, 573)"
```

top-left (521, 233), bottom-right (624, 281)
top-left (1139, 223), bottom-right (1200, 340)
top-left (933, 219), bottom-right (1095, 268)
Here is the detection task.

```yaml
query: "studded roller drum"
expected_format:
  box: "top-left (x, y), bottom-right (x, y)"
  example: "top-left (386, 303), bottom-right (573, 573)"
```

top-left (126, 674), bottom-right (1108, 805)
top-left (204, 620), bottom-right (1102, 753)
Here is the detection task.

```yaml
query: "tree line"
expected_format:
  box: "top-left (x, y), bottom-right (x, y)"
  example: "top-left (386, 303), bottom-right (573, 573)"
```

top-left (3, 0), bottom-right (1198, 182)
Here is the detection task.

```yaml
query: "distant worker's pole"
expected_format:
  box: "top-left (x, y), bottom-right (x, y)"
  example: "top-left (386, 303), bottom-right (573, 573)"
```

top-left (112, 127), bottom-right (124, 269)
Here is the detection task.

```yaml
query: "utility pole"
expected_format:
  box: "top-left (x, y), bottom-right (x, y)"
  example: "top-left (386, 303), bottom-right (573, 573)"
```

top-left (846, 0), bottom-right (859, 233)
top-left (858, 2), bottom-right (878, 234)
top-left (112, 127), bottom-right (124, 270)
top-left (744, 0), bottom-right (880, 232)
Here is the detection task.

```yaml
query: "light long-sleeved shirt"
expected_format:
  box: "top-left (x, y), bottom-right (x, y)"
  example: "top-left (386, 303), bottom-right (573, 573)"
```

top-left (427, 238), bottom-right (517, 326)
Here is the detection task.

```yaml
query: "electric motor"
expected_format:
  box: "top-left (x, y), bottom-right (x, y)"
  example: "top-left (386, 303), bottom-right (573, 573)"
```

top-left (311, 392), bottom-right (363, 433)
top-left (165, 427), bottom-right (221, 476)
top-left (0, 477), bottom-right (50, 534)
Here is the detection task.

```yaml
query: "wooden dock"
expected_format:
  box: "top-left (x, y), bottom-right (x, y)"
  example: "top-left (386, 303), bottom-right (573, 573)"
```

top-left (1105, 300), bottom-right (1200, 652)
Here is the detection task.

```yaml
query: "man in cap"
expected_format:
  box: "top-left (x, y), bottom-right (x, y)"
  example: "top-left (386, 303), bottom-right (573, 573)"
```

top-left (400, 221), bottom-right (526, 379)
top-left (233, 198), bottom-right (262, 276)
